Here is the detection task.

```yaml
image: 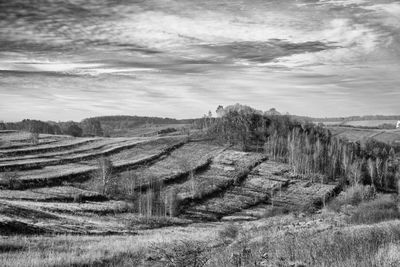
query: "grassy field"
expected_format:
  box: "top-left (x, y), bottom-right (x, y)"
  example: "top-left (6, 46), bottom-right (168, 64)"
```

top-left (1, 130), bottom-right (400, 266)
top-left (328, 126), bottom-right (400, 145)
top-left (319, 120), bottom-right (398, 128)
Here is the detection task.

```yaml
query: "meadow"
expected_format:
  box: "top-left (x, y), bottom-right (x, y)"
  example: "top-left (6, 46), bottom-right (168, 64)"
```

top-left (1, 109), bottom-right (400, 266)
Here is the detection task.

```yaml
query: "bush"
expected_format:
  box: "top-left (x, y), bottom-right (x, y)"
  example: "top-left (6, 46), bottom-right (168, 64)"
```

top-left (73, 193), bottom-right (84, 203)
top-left (349, 196), bottom-right (400, 224)
top-left (29, 132), bottom-right (39, 145)
top-left (219, 224), bottom-right (240, 244)
top-left (328, 185), bottom-right (376, 212)
top-left (263, 206), bottom-right (290, 218)
top-left (158, 128), bottom-right (177, 135)
top-left (96, 157), bottom-right (117, 196)
top-left (1, 172), bottom-right (21, 189)
top-left (151, 240), bottom-right (210, 267)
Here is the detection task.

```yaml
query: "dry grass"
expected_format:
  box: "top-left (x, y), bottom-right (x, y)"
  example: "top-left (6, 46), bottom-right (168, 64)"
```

top-left (207, 219), bottom-right (400, 267)
top-left (118, 142), bottom-right (223, 191)
top-left (0, 186), bottom-right (103, 202)
top-left (0, 138), bottom-right (150, 171)
top-left (0, 138), bottom-right (123, 162)
top-left (348, 195), bottom-right (400, 225)
top-left (0, 137), bottom-right (96, 156)
top-left (0, 138), bottom-right (185, 189)
top-left (3, 131), bottom-right (400, 267)
top-left (0, 223), bottom-right (223, 267)
top-left (173, 151), bottom-right (265, 202)
top-left (327, 184), bottom-right (376, 212)
top-left (2, 199), bottom-right (130, 215)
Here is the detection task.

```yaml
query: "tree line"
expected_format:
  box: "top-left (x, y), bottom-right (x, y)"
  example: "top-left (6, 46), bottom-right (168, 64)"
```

top-left (0, 118), bottom-right (104, 137)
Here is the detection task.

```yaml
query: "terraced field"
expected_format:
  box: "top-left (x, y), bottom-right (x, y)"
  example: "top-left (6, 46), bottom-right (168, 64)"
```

top-left (1, 131), bottom-right (339, 237)
top-left (0, 135), bottom-right (186, 189)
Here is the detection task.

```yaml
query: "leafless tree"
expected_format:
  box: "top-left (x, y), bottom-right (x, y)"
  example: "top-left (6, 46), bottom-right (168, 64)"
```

top-left (96, 157), bottom-right (116, 195)
top-left (367, 158), bottom-right (375, 187)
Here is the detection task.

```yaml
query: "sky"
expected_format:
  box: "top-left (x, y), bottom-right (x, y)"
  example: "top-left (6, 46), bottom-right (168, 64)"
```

top-left (0, 0), bottom-right (400, 121)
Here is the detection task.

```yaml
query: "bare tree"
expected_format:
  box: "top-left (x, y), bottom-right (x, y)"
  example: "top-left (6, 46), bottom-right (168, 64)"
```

top-left (350, 160), bottom-right (362, 185)
top-left (367, 158), bottom-right (375, 187)
top-left (96, 157), bottom-right (116, 195)
top-left (166, 188), bottom-right (180, 217)
top-left (29, 132), bottom-right (39, 145)
top-left (376, 157), bottom-right (383, 187)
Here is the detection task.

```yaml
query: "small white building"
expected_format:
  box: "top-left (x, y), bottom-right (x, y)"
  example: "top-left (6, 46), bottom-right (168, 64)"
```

top-left (397, 121), bottom-right (400, 129)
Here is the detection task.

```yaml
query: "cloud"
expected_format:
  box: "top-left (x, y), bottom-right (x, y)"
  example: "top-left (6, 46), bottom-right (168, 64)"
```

top-left (0, 0), bottom-right (400, 121)
top-left (200, 40), bottom-right (337, 64)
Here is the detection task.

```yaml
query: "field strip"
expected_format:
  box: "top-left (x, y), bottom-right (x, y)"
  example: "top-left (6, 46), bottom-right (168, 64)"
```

top-left (266, 180), bottom-right (340, 211)
top-left (0, 130), bottom-right (18, 134)
top-left (177, 152), bottom-right (268, 216)
top-left (0, 141), bottom-right (186, 189)
top-left (0, 186), bottom-right (106, 202)
top-left (2, 199), bottom-right (129, 215)
top-left (0, 138), bottom-right (145, 162)
top-left (368, 131), bottom-right (385, 139)
top-left (0, 139), bottom-right (63, 150)
top-left (0, 212), bottom-right (136, 235)
top-left (180, 160), bottom-right (287, 221)
top-left (135, 157), bottom-right (214, 193)
top-left (120, 142), bottom-right (228, 193)
top-left (0, 138), bottom-right (100, 157)
top-left (0, 138), bottom-right (157, 171)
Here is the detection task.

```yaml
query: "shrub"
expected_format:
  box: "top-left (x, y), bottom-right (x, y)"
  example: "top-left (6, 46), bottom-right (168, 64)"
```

top-left (349, 196), bottom-right (400, 224)
top-left (1, 172), bottom-right (21, 189)
top-left (73, 193), bottom-right (84, 203)
top-left (263, 206), bottom-right (290, 218)
top-left (219, 224), bottom-right (240, 244)
top-left (95, 157), bottom-right (117, 196)
top-left (151, 240), bottom-right (210, 267)
top-left (29, 132), bottom-right (39, 145)
top-left (158, 128), bottom-right (177, 135)
top-left (0, 242), bottom-right (26, 253)
top-left (326, 198), bottom-right (342, 213)
top-left (328, 185), bottom-right (376, 212)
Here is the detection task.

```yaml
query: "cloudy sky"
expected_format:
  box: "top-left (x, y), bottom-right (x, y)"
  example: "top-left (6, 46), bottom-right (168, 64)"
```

top-left (0, 0), bottom-right (400, 121)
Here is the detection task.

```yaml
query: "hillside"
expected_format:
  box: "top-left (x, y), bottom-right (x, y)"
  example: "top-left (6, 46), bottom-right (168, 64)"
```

top-left (0, 130), bottom-right (336, 233)
top-left (1, 109), bottom-right (400, 266)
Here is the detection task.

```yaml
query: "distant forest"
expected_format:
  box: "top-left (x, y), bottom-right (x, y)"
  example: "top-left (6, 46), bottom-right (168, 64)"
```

top-left (0, 115), bottom-right (193, 137)
top-left (0, 118), bottom-right (103, 137)
top-left (1, 110), bottom-right (399, 138)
